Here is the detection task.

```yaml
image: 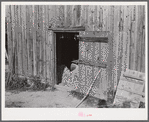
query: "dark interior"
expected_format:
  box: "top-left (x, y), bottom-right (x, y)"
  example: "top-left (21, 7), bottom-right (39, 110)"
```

top-left (56, 32), bottom-right (79, 84)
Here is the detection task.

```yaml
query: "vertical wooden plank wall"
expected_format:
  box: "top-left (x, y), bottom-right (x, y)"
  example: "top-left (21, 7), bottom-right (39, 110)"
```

top-left (42, 5), bottom-right (46, 79)
top-left (94, 6), bottom-right (102, 98)
top-left (50, 6), bottom-right (56, 86)
top-left (39, 5), bottom-right (43, 77)
top-left (101, 6), bottom-right (109, 98)
top-left (6, 5), bottom-right (145, 96)
top-left (92, 6), bottom-right (102, 98)
top-left (14, 5), bottom-right (18, 75)
top-left (17, 5), bottom-right (22, 75)
top-left (136, 6), bottom-right (144, 72)
top-left (122, 6), bottom-right (129, 72)
top-left (117, 6), bottom-right (124, 86)
top-left (11, 5), bottom-right (16, 75)
top-left (107, 6), bottom-right (114, 91)
top-left (86, 5), bottom-right (95, 97)
top-left (6, 5), bottom-right (12, 73)
top-left (141, 6), bottom-right (145, 73)
top-left (45, 5), bottom-right (49, 82)
top-left (22, 6), bottom-right (27, 76)
top-left (26, 5), bottom-right (30, 76)
top-left (32, 5), bottom-right (37, 76)
top-left (78, 39), bottom-right (86, 93)
top-left (48, 5), bottom-right (54, 84)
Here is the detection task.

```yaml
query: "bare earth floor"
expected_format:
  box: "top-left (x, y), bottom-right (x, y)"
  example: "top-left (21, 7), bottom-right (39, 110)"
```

top-left (5, 87), bottom-right (100, 108)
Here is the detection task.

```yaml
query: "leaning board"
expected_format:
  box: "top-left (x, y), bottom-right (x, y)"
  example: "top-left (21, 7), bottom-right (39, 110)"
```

top-left (114, 69), bottom-right (145, 108)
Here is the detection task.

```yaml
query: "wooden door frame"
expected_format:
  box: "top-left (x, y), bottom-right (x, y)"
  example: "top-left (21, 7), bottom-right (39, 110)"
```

top-left (52, 27), bottom-right (85, 85)
top-left (53, 32), bottom-right (57, 85)
top-left (53, 31), bottom-right (80, 85)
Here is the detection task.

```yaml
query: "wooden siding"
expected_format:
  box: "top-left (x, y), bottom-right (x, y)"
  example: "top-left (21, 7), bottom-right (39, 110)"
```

top-left (5, 5), bottom-right (145, 96)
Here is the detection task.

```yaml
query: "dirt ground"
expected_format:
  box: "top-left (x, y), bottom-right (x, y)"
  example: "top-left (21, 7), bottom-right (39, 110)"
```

top-left (5, 85), bottom-right (100, 108)
top-left (5, 66), bottom-right (105, 108)
top-left (5, 67), bottom-right (144, 108)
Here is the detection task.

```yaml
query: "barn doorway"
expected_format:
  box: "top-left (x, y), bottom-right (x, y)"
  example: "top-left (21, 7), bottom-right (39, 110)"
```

top-left (56, 32), bottom-right (79, 84)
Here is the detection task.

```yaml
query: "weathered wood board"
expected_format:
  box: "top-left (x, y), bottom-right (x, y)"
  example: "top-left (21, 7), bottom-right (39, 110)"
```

top-left (114, 69), bottom-right (145, 108)
top-left (74, 31), bottom-right (110, 99)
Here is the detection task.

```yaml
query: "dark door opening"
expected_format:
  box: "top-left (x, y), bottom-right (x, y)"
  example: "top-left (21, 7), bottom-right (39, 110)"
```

top-left (56, 32), bottom-right (79, 84)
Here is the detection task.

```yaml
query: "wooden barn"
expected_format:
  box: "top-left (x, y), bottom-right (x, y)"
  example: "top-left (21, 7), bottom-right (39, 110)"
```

top-left (5, 4), bottom-right (146, 100)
